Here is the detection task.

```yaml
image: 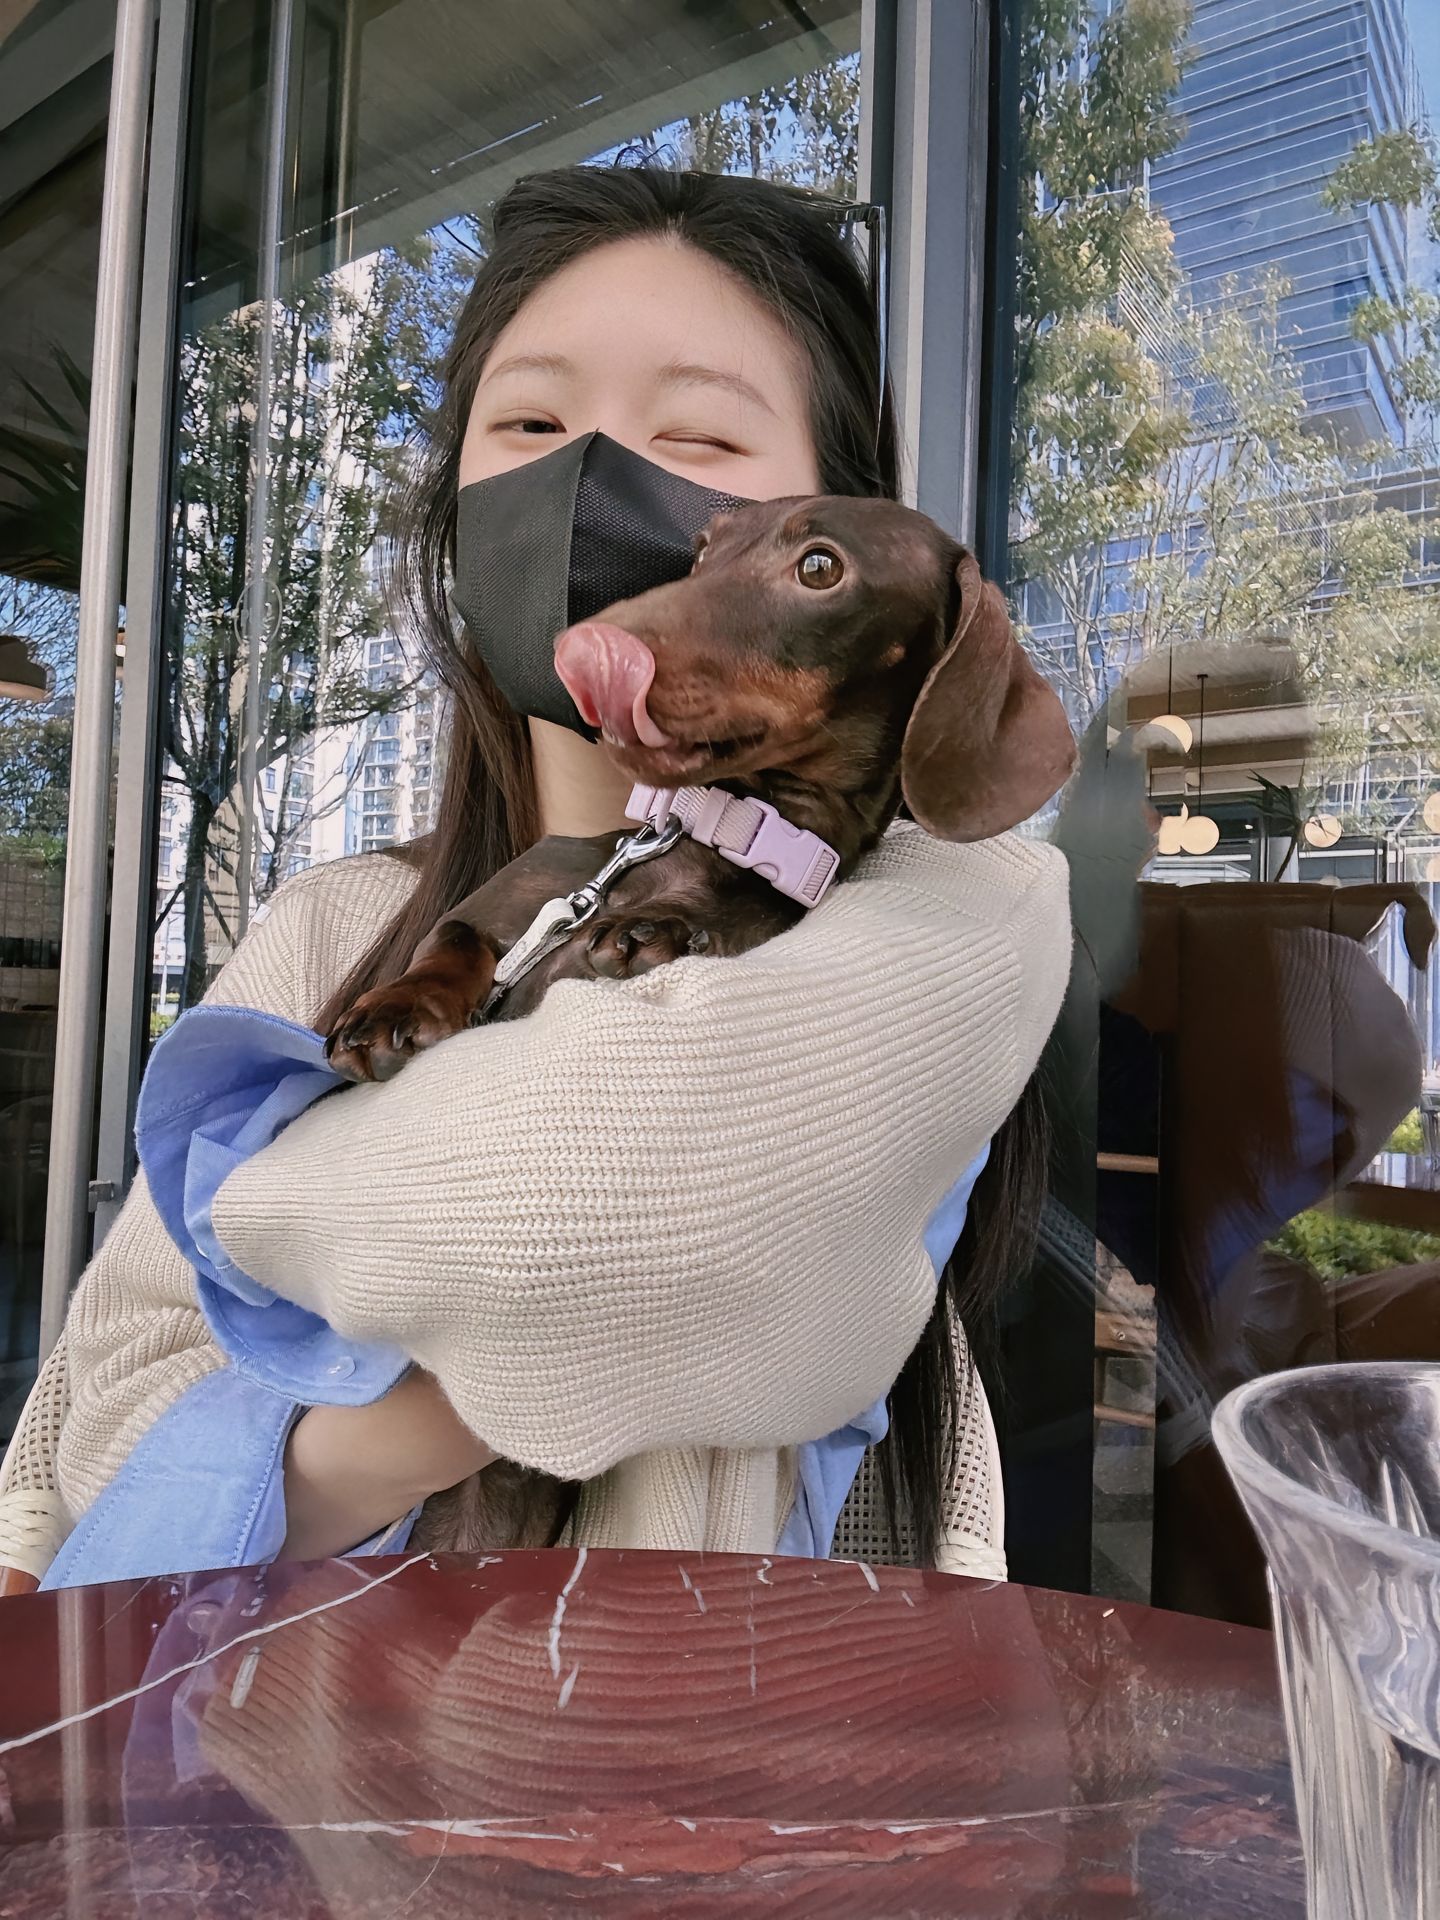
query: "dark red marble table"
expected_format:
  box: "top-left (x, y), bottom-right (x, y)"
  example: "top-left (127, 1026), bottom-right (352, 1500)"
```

top-left (0, 1550), bottom-right (1301, 1917)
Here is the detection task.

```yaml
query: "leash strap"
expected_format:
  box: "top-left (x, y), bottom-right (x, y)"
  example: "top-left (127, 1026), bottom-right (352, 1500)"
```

top-left (479, 786), bottom-right (838, 1021)
top-left (477, 814), bottom-right (684, 1020)
top-left (627, 784), bottom-right (840, 908)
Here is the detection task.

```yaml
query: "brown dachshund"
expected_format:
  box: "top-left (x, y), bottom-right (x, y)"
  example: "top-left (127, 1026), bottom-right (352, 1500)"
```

top-left (326, 495), bottom-right (1076, 1083)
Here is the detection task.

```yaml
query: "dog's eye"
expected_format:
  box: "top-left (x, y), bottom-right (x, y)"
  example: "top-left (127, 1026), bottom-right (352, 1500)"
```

top-left (692, 533), bottom-right (710, 571)
top-left (797, 546), bottom-right (844, 590)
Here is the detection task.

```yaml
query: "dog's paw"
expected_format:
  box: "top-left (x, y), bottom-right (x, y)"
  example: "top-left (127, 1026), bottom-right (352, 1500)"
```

top-left (325, 975), bottom-right (475, 1083)
top-left (585, 916), bottom-right (708, 980)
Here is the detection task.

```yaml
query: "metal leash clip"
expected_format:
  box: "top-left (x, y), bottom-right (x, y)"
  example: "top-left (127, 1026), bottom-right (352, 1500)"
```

top-left (475, 812), bottom-right (686, 1021)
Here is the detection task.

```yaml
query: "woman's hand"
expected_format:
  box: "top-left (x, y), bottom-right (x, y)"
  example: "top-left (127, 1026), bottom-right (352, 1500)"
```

top-left (282, 1369), bottom-right (497, 1562)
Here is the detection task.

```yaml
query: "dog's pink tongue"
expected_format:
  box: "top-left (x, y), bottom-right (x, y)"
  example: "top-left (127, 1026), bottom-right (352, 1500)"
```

top-left (554, 621), bottom-right (673, 748)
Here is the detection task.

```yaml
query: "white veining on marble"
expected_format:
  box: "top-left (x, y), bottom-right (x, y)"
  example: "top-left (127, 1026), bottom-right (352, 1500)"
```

top-left (0, 1554), bottom-right (430, 1758)
top-left (678, 1566), bottom-right (707, 1613)
top-left (557, 1662), bottom-right (580, 1710)
top-left (856, 1561), bottom-right (880, 1594)
top-left (755, 1557), bottom-right (773, 1586)
top-left (393, 1816), bottom-right (449, 1914)
top-left (95, 1576), bottom-right (157, 1637)
top-left (273, 1803), bottom-right (1150, 1842)
top-left (901, 1591), bottom-right (916, 1608)
top-left (228, 1647), bottom-right (262, 1711)
top-left (295, 1819), bottom-right (582, 1841)
top-left (547, 1545), bottom-right (587, 1679)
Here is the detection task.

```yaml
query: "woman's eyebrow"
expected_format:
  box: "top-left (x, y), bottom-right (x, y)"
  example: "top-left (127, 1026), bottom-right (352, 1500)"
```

top-left (656, 359), bottom-right (775, 415)
top-left (480, 351), bottom-right (575, 387)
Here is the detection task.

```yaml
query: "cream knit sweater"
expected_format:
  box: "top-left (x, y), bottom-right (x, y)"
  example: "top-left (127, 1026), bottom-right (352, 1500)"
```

top-left (0, 825), bottom-right (1070, 1580)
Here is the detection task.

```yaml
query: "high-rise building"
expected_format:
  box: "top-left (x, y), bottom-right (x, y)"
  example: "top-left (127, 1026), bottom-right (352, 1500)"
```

top-left (1150, 0), bottom-right (1422, 448)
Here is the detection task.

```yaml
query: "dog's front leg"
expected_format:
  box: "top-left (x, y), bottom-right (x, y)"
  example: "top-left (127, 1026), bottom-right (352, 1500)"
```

top-left (325, 919), bottom-right (499, 1083)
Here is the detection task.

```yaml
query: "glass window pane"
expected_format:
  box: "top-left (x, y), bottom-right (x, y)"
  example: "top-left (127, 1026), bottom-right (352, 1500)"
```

top-left (0, 0), bottom-right (116, 1447)
top-left (997, 0), bottom-right (1440, 1620)
top-left (162, 1), bottom-right (862, 1009)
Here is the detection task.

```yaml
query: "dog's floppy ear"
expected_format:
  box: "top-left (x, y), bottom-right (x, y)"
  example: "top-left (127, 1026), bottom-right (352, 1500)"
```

top-left (901, 550), bottom-right (1076, 842)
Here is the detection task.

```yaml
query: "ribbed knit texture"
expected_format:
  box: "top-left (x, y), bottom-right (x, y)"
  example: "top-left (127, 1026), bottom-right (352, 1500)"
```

top-left (1, 826), bottom-right (1071, 1573)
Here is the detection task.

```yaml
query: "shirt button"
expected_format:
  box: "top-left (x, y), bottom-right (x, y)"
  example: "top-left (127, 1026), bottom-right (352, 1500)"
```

top-left (326, 1355), bottom-right (356, 1379)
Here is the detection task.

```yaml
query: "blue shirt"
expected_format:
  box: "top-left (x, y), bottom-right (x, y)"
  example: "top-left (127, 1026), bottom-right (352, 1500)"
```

top-left (42, 1005), bottom-right (989, 1590)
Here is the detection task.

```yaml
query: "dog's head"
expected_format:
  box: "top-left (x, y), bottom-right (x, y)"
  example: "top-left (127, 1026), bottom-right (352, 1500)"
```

top-left (553, 494), bottom-right (1075, 845)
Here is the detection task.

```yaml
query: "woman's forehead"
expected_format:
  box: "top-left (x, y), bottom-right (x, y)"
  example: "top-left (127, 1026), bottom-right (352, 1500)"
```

top-left (478, 235), bottom-right (810, 411)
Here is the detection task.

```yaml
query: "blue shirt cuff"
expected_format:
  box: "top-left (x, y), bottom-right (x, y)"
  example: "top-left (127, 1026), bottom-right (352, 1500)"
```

top-left (39, 1368), bottom-right (418, 1591)
top-left (135, 1004), bottom-right (409, 1405)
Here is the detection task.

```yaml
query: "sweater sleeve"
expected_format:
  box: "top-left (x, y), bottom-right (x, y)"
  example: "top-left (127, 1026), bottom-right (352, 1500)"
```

top-left (46, 858), bottom-right (415, 1522)
top-left (211, 832), bottom-right (1072, 1482)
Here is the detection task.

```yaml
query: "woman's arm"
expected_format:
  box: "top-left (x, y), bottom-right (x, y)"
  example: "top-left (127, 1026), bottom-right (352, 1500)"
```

top-left (212, 830), bottom-right (1072, 1483)
top-left (281, 1370), bottom-right (497, 1560)
top-left (33, 858), bottom-right (418, 1532)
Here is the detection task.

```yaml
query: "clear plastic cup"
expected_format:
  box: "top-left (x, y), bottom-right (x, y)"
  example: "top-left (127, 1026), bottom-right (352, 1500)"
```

top-left (1213, 1363), bottom-right (1440, 1920)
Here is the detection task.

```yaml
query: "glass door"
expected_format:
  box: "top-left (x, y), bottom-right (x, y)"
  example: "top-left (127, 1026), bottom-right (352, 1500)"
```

top-left (0, 0), bottom-right (118, 1448)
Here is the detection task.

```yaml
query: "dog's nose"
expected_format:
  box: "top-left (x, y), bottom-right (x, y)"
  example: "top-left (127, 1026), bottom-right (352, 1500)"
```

top-left (554, 621), bottom-right (674, 748)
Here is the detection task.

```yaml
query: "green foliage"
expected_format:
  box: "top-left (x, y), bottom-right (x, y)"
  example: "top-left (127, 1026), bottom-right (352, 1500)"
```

top-left (1010, 0), bottom-right (1440, 817)
top-left (1013, 0), bottom-right (1192, 516)
top-left (1321, 129), bottom-right (1436, 220)
top-left (1270, 1208), bottom-right (1440, 1281)
top-left (168, 238), bottom-right (473, 997)
top-left (0, 707), bottom-right (72, 853)
top-left (1325, 141), bottom-right (1440, 428)
top-left (1386, 1109), bottom-right (1425, 1155)
top-left (0, 575), bottom-right (80, 859)
top-left (675, 56), bottom-right (860, 195)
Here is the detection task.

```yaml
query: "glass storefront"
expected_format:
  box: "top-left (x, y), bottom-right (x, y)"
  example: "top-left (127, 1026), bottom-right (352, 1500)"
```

top-left (166, 0), bottom-right (863, 1015)
top-left (5, 0), bottom-right (1440, 1622)
top-left (0, 0), bottom-right (863, 1449)
top-left (0, 0), bottom-right (115, 1451)
top-left (992, 0), bottom-right (1440, 1618)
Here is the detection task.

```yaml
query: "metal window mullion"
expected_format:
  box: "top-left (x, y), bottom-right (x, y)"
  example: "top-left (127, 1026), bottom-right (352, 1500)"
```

top-left (39, 0), bottom-right (160, 1356)
top-left (877, 0), bottom-right (991, 541)
top-left (92, 0), bottom-right (198, 1248)
top-left (235, 0), bottom-right (298, 946)
top-left (858, 0), bottom-right (897, 214)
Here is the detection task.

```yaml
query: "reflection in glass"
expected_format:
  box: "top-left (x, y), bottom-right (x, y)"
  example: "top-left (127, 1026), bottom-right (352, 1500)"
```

top-left (0, 2), bottom-right (114, 1446)
top-left (1004, 0), bottom-right (1440, 1612)
top-left (158, 1), bottom-right (862, 1019)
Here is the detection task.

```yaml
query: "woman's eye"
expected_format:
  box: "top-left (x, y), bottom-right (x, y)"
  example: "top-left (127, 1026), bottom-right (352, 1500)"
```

top-left (661, 433), bottom-right (740, 455)
top-left (797, 547), bottom-right (844, 590)
top-left (495, 417), bottom-right (561, 435)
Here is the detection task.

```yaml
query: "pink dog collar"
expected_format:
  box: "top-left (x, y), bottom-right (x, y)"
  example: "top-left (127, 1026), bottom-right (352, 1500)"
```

top-left (627, 783), bottom-right (840, 908)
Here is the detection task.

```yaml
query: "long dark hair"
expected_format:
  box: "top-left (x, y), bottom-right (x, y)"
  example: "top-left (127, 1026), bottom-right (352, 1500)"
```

top-left (320, 164), bottom-right (1042, 1568)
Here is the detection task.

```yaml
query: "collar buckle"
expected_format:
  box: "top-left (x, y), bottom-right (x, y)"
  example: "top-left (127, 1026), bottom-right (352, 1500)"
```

top-left (627, 784), bottom-right (839, 909)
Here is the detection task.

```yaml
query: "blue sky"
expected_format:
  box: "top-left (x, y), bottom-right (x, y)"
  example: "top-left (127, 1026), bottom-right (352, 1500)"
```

top-left (1410, 0), bottom-right (1440, 127)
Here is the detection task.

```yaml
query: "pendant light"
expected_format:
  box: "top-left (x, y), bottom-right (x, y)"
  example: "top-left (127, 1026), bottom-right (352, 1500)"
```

top-left (0, 635), bottom-right (47, 703)
top-left (1180, 672), bottom-right (1220, 854)
top-left (1143, 648), bottom-right (1194, 755)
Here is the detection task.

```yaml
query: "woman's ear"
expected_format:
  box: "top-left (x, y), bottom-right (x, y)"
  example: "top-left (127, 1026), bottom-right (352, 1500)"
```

top-left (901, 551), bottom-right (1077, 842)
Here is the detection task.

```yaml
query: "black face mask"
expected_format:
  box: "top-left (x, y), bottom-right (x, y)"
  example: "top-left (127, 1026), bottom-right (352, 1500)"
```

top-left (451, 430), bottom-right (752, 735)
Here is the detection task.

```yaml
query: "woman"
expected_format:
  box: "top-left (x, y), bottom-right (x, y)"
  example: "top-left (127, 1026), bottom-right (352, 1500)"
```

top-left (0, 166), bottom-right (1071, 1588)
